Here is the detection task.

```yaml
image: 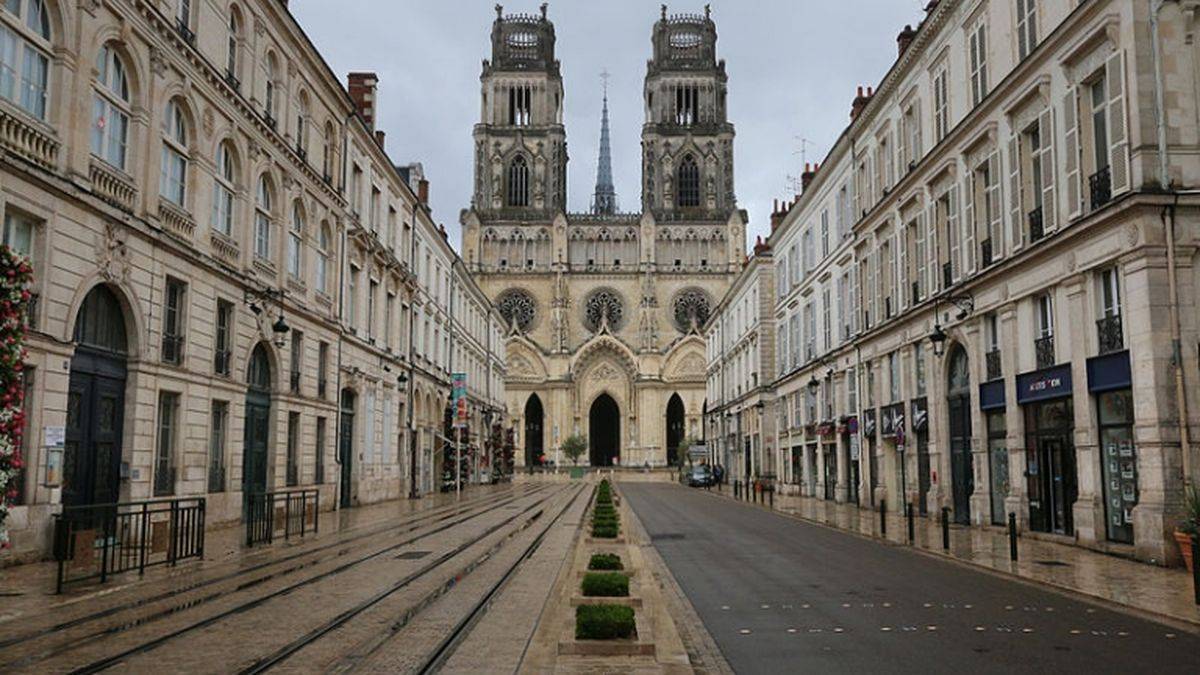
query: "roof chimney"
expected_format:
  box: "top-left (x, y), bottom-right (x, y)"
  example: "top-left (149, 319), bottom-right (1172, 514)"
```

top-left (417, 178), bottom-right (430, 206)
top-left (897, 24), bottom-right (918, 57)
top-left (801, 162), bottom-right (818, 192)
top-left (754, 235), bottom-right (771, 256)
top-left (347, 72), bottom-right (379, 131)
top-left (851, 86), bottom-right (874, 121)
top-left (770, 199), bottom-right (784, 232)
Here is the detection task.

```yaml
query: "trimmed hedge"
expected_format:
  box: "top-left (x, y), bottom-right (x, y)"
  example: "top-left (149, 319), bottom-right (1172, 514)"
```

top-left (588, 553), bottom-right (624, 571)
top-left (575, 604), bottom-right (636, 640)
top-left (581, 572), bottom-right (629, 597)
top-left (592, 522), bottom-right (619, 538)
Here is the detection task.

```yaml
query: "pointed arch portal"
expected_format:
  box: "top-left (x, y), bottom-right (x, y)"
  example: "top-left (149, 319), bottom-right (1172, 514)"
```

top-left (524, 393), bottom-right (544, 466)
top-left (666, 393), bottom-right (685, 466)
top-left (589, 394), bottom-right (620, 467)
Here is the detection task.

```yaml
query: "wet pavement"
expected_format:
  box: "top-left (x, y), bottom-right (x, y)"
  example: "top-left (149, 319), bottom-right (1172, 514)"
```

top-left (624, 482), bottom-right (1200, 675)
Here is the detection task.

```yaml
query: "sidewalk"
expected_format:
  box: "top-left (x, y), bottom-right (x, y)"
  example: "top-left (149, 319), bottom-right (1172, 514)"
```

top-left (0, 484), bottom-right (510, 624)
top-left (703, 484), bottom-right (1200, 630)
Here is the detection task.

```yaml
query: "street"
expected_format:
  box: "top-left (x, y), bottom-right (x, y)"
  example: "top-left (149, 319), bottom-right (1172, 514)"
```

top-left (623, 482), bottom-right (1200, 674)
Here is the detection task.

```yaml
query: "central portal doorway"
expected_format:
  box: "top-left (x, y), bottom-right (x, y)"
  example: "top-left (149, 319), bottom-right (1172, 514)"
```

top-left (589, 394), bottom-right (620, 467)
top-left (666, 394), bottom-right (685, 466)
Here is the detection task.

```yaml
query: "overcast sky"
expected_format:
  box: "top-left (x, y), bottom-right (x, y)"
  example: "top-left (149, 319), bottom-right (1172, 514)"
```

top-left (290, 0), bottom-right (927, 250)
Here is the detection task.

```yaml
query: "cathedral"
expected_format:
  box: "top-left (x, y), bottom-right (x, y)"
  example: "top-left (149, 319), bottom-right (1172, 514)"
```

top-left (461, 4), bottom-right (746, 468)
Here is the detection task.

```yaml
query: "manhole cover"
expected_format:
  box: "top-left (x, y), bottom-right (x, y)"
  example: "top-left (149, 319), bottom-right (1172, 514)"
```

top-left (652, 533), bottom-right (686, 541)
top-left (1033, 560), bottom-right (1070, 567)
top-left (396, 551), bottom-right (432, 560)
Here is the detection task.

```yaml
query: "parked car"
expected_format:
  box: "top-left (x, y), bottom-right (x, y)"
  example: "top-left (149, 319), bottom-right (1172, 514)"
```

top-left (688, 464), bottom-right (714, 487)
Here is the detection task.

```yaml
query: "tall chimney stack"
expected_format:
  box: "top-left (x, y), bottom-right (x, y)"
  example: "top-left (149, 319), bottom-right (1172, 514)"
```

top-left (897, 24), bottom-right (918, 57)
top-left (418, 179), bottom-right (430, 206)
top-left (348, 72), bottom-right (379, 131)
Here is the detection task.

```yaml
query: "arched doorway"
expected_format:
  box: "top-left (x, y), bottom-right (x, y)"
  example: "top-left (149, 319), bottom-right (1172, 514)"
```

top-left (339, 389), bottom-right (356, 507)
top-left (589, 394), bottom-right (620, 467)
top-left (244, 344), bottom-right (272, 515)
top-left (524, 394), bottom-right (544, 466)
top-left (946, 345), bottom-right (974, 525)
top-left (666, 394), bottom-right (685, 466)
top-left (64, 286), bottom-right (128, 508)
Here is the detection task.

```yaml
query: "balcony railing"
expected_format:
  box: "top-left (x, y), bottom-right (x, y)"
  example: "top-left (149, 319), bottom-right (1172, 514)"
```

top-left (0, 106), bottom-right (60, 169)
top-left (162, 334), bottom-right (184, 365)
top-left (214, 349), bottom-right (231, 376)
top-left (89, 159), bottom-right (137, 212)
top-left (986, 349), bottom-right (1002, 381)
top-left (1035, 335), bottom-right (1056, 370)
top-left (1097, 314), bottom-right (1124, 355)
top-left (1029, 207), bottom-right (1045, 243)
top-left (1089, 166), bottom-right (1112, 211)
top-left (942, 262), bottom-right (953, 290)
top-left (224, 70), bottom-right (241, 92)
top-left (290, 370), bottom-right (301, 393)
top-left (911, 281), bottom-right (921, 307)
top-left (981, 238), bottom-right (993, 268)
top-left (158, 198), bottom-right (196, 241)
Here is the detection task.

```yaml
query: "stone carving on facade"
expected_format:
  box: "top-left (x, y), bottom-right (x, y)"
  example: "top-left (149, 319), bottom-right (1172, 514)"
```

top-left (497, 288), bottom-right (536, 333)
top-left (667, 352), bottom-right (707, 381)
top-left (672, 288), bottom-right (712, 334)
top-left (584, 288), bottom-right (624, 333)
top-left (97, 222), bottom-right (130, 284)
top-left (508, 354), bottom-right (536, 378)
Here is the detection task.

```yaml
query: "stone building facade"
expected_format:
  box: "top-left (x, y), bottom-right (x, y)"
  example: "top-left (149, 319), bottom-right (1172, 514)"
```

top-left (461, 6), bottom-right (746, 469)
top-left (0, 0), bottom-right (505, 561)
top-left (705, 0), bottom-right (1200, 565)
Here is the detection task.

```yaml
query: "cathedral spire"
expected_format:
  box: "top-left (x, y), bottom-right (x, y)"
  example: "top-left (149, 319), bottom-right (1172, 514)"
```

top-left (591, 70), bottom-right (618, 215)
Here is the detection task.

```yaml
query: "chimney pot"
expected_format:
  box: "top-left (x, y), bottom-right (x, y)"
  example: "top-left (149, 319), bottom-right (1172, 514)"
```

top-left (348, 72), bottom-right (380, 131)
top-left (418, 178), bottom-right (430, 205)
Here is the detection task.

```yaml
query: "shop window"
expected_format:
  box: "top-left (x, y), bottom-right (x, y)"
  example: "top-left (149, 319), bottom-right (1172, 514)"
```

top-left (1098, 389), bottom-right (1136, 544)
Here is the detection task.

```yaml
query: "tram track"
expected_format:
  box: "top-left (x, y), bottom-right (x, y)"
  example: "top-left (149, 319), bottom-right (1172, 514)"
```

top-left (0, 484), bottom-right (549, 672)
top-left (53, 485), bottom-right (571, 674)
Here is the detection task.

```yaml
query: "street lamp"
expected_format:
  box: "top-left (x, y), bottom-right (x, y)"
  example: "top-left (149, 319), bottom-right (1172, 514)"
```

top-left (271, 315), bottom-right (290, 348)
top-left (807, 374), bottom-right (820, 395)
top-left (929, 323), bottom-right (948, 357)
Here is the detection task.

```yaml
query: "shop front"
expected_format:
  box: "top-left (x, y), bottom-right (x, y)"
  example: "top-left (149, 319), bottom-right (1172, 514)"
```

top-left (880, 403), bottom-right (904, 509)
top-left (819, 422), bottom-right (837, 501)
top-left (1017, 365), bottom-right (1077, 536)
top-left (805, 440), bottom-right (818, 496)
top-left (841, 416), bottom-right (860, 506)
top-left (863, 409), bottom-right (877, 507)
top-left (1087, 351), bottom-right (1137, 544)
top-left (910, 399), bottom-right (930, 516)
top-left (980, 380), bottom-right (1009, 526)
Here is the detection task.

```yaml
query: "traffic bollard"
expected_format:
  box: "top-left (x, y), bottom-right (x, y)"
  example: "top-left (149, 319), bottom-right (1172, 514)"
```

top-left (941, 507), bottom-right (950, 551)
top-left (1008, 512), bottom-right (1019, 562)
top-left (880, 499), bottom-right (887, 538)
top-left (907, 502), bottom-right (915, 544)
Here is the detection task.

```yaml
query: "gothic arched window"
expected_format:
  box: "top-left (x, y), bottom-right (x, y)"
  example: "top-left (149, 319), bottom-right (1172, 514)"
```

top-left (507, 155), bottom-right (529, 207)
top-left (677, 154), bottom-right (700, 208)
top-left (673, 288), bottom-right (712, 333)
top-left (497, 289), bottom-right (536, 333)
top-left (583, 288), bottom-right (625, 333)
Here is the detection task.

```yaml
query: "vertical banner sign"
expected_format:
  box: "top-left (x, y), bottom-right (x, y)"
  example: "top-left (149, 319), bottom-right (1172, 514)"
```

top-left (452, 373), bottom-right (468, 429)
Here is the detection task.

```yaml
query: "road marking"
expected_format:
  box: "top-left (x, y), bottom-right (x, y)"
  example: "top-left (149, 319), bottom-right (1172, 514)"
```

top-left (880, 627), bottom-right (893, 632)
top-left (739, 629), bottom-right (751, 635)
top-left (833, 627), bottom-right (845, 633)
top-left (926, 625), bottom-right (938, 631)
top-left (761, 604), bottom-right (771, 609)
top-left (787, 628), bottom-right (797, 634)
top-left (975, 626), bottom-right (987, 632)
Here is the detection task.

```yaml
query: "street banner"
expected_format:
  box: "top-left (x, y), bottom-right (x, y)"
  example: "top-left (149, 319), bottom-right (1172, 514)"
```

top-left (452, 373), bottom-right (468, 429)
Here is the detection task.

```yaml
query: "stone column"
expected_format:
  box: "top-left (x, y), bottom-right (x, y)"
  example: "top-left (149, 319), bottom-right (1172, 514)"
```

top-left (1000, 304), bottom-right (1027, 528)
top-left (1063, 274), bottom-right (1102, 547)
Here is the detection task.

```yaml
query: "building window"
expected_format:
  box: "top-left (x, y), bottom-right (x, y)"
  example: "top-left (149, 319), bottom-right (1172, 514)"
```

top-left (315, 416), bottom-right (327, 484)
top-left (508, 84), bottom-right (531, 126)
top-left (154, 392), bottom-right (179, 497)
top-left (385, 292), bottom-right (395, 349)
top-left (0, 0), bottom-right (51, 120)
top-left (286, 412), bottom-right (300, 487)
top-left (264, 54), bottom-right (278, 123)
top-left (1098, 389), bottom-right (1136, 544)
top-left (367, 279), bottom-right (378, 339)
top-left (673, 83), bottom-right (699, 126)
top-left (160, 100), bottom-right (189, 207)
top-left (507, 155), bottom-right (530, 207)
top-left (92, 45), bottom-right (131, 170)
top-left (986, 313), bottom-right (1002, 380)
top-left (289, 329), bottom-right (302, 393)
top-left (211, 141), bottom-right (236, 236)
top-left (255, 175), bottom-right (273, 260)
top-left (1036, 293), bottom-right (1055, 369)
top-left (677, 154), bottom-right (700, 208)
top-left (369, 186), bottom-right (381, 233)
top-left (296, 92), bottom-right (309, 156)
top-left (214, 299), bottom-right (233, 376)
top-left (317, 341), bottom-right (329, 399)
top-left (967, 20), bottom-right (988, 107)
top-left (914, 343), bottom-right (926, 397)
top-left (162, 278), bottom-right (186, 365)
top-left (226, 10), bottom-right (240, 79)
top-left (316, 223), bottom-right (331, 294)
top-left (1097, 267), bottom-right (1123, 354)
top-left (932, 66), bottom-right (949, 144)
top-left (1016, 0), bottom-right (1038, 60)
top-left (347, 266), bottom-right (359, 328)
top-left (3, 210), bottom-right (35, 257)
top-left (888, 352), bottom-right (900, 403)
top-left (288, 201), bottom-right (304, 278)
top-left (208, 400), bottom-right (227, 492)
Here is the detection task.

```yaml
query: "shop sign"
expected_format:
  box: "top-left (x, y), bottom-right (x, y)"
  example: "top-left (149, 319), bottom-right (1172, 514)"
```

top-left (1016, 365), bottom-right (1073, 404)
top-left (862, 409), bottom-right (876, 437)
top-left (980, 380), bottom-right (1006, 410)
top-left (817, 422), bottom-right (836, 437)
top-left (1087, 350), bottom-right (1132, 393)
top-left (909, 398), bottom-right (928, 432)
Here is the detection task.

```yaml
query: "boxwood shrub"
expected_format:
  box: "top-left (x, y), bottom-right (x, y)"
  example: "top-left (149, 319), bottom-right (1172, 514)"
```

top-left (588, 553), bottom-right (624, 570)
top-left (575, 604), bottom-right (636, 640)
top-left (592, 522), bottom-right (619, 538)
top-left (581, 572), bottom-right (630, 597)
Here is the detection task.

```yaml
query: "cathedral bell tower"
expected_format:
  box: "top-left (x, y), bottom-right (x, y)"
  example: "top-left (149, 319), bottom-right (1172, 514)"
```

top-left (641, 5), bottom-right (735, 219)
top-left (473, 4), bottom-right (568, 217)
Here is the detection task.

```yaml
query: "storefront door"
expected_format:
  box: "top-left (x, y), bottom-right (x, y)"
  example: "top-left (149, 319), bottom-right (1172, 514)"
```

top-left (823, 443), bottom-right (837, 500)
top-left (916, 432), bottom-right (930, 516)
top-left (946, 346), bottom-right (973, 525)
top-left (1025, 398), bottom-right (1076, 535)
top-left (986, 411), bottom-right (1009, 526)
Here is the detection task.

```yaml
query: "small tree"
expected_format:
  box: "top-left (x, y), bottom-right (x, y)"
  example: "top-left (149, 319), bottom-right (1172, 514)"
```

top-left (561, 434), bottom-right (587, 466)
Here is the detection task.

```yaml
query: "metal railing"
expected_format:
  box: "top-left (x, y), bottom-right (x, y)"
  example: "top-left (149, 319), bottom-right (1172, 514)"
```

top-left (981, 238), bottom-right (993, 268)
top-left (986, 349), bottom-right (1002, 381)
top-left (53, 497), bottom-right (206, 593)
top-left (1090, 166), bottom-right (1112, 211)
top-left (1035, 335), bottom-right (1056, 370)
top-left (162, 334), bottom-right (184, 365)
top-left (1028, 207), bottom-right (1045, 243)
top-left (1097, 314), bottom-right (1124, 355)
top-left (245, 489), bottom-right (320, 546)
top-left (213, 349), bottom-right (232, 376)
top-left (942, 262), bottom-right (953, 290)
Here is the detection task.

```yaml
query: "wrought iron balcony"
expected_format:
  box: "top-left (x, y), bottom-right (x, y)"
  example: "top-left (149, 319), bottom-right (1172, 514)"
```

top-left (1028, 207), bottom-right (1045, 243)
top-left (912, 281), bottom-right (921, 306)
top-left (290, 370), bottom-right (302, 393)
top-left (1089, 166), bottom-right (1112, 211)
top-left (981, 238), bottom-right (993, 268)
top-left (214, 349), bottom-right (232, 376)
top-left (1035, 335), bottom-right (1056, 370)
top-left (224, 70), bottom-right (241, 92)
top-left (885, 296), bottom-right (893, 319)
top-left (942, 262), bottom-right (953, 290)
top-left (175, 19), bottom-right (196, 44)
top-left (1097, 314), bottom-right (1124, 355)
top-left (986, 349), bottom-right (1002, 381)
top-left (162, 334), bottom-right (185, 365)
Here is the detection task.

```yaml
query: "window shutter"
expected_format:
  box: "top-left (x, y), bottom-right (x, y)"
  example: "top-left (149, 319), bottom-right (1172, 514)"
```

top-left (1107, 50), bottom-right (1130, 196)
top-left (915, 210), bottom-right (926, 301)
top-left (1063, 86), bottom-right (1081, 219)
top-left (1017, 2), bottom-right (1029, 59)
top-left (947, 185), bottom-right (960, 283)
top-left (850, 263), bottom-right (860, 334)
top-left (1008, 134), bottom-right (1023, 251)
top-left (1039, 107), bottom-right (1057, 233)
top-left (897, 223), bottom-right (908, 311)
top-left (926, 201), bottom-right (938, 294)
top-left (987, 150), bottom-right (1004, 260)
top-left (914, 99), bottom-right (923, 162)
top-left (962, 172), bottom-right (976, 276)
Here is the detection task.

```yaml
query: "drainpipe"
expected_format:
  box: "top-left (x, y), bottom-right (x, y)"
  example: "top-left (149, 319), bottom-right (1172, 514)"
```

top-left (331, 110), bottom-right (354, 511)
top-left (1151, 0), bottom-right (1192, 488)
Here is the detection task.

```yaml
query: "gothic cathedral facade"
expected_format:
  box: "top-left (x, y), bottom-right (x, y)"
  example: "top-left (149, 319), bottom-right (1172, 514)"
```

top-left (461, 5), bottom-right (746, 468)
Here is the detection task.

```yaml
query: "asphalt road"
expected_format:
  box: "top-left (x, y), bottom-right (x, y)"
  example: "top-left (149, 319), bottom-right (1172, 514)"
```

top-left (622, 482), bottom-right (1200, 675)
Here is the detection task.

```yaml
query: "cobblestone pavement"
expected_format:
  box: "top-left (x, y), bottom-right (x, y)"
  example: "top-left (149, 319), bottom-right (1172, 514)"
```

top-left (624, 482), bottom-right (1200, 675)
top-left (708, 485), bottom-right (1200, 628)
top-left (0, 483), bottom-right (588, 674)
